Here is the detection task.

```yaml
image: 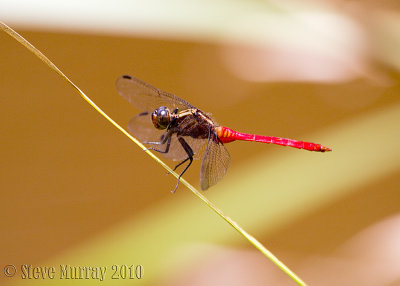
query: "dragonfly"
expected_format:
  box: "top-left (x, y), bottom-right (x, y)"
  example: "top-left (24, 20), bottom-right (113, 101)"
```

top-left (116, 75), bottom-right (331, 192)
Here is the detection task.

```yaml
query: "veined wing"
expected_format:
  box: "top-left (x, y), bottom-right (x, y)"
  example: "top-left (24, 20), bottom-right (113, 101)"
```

top-left (200, 135), bottom-right (231, 190)
top-left (116, 75), bottom-right (195, 113)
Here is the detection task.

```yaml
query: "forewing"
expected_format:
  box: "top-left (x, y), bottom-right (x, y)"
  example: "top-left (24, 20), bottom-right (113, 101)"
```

top-left (128, 112), bottom-right (206, 161)
top-left (116, 75), bottom-right (194, 113)
top-left (200, 136), bottom-right (231, 190)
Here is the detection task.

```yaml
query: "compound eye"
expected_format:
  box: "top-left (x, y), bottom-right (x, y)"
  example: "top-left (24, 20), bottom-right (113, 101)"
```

top-left (151, 106), bottom-right (171, 129)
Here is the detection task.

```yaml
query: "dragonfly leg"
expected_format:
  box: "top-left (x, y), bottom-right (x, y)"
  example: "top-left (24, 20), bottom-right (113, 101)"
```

top-left (164, 147), bottom-right (190, 176)
top-left (172, 137), bottom-right (194, 193)
top-left (172, 157), bottom-right (190, 171)
top-left (143, 132), bottom-right (169, 145)
top-left (144, 133), bottom-right (172, 154)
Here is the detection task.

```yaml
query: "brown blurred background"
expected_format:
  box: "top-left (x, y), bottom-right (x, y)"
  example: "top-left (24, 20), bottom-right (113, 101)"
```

top-left (1, 0), bottom-right (400, 285)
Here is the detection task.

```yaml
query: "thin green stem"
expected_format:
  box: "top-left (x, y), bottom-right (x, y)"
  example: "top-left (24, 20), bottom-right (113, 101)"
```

top-left (1, 22), bottom-right (307, 286)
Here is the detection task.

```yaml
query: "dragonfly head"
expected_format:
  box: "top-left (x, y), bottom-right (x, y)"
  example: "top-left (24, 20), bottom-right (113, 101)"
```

top-left (151, 106), bottom-right (172, 130)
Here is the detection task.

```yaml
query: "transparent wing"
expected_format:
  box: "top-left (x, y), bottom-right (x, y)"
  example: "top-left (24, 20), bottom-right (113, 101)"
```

top-left (128, 112), bottom-right (207, 161)
top-left (200, 136), bottom-right (231, 190)
top-left (116, 75), bottom-right (195, 113)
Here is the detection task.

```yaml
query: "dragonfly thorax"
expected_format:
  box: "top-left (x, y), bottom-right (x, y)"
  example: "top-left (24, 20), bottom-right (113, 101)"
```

top-left (151, 106), bottom-right (174, 130)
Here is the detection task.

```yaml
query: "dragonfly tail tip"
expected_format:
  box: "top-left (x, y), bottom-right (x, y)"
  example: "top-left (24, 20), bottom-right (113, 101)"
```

top-left (321, 146), bottom-right (332, 152)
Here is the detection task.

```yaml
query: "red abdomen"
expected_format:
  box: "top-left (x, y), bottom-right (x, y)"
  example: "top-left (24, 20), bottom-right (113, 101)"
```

top-left (215, 126), bottom-right (331, 152)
